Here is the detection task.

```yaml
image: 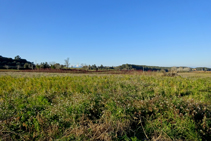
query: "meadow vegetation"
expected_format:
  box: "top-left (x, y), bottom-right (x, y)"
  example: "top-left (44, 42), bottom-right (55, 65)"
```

top-left (0, 73), bottom-right (211, 140)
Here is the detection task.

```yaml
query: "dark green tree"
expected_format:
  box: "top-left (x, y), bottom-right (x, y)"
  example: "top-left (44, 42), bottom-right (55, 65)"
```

top-left (92, 64), bottom-right (97, 70)
top-left (24, 63), bottom-right (29, 69)
top-left (14, 55), bottom-right (21, 60)
top-left (99, 64), bottom-right (104, 70)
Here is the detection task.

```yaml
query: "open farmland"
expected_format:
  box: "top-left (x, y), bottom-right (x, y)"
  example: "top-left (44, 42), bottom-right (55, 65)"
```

top-left (0, 73), bottom-right (211, 140)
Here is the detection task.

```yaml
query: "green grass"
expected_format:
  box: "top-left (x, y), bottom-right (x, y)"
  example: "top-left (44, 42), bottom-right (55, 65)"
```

top-left (0, 73), bottom-right (211, 140)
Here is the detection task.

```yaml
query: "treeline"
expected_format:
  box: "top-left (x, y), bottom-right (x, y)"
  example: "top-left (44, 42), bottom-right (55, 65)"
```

top-left (115, 64), bottom-right (171, 71)
top-left (194, 67), bottom-right (211, 71)
top-left (34, 63), bottom-right (211, 72)
top-left (35, 62), bottom-right (65, 69)
top-left (82, 64), bottom-right (211, 72)
top-left (115, 64), bottom-right (211, 72)
top-left (1, 55), bottom-right (211, 72)
top-left (0, 55), bottom-right (35, 69)
top-left (82, 64), bottom-right (182, 72)
top-left (81, 64), bottom-right (114, 70)
top-left (0, 55), bottom-right (66, 70)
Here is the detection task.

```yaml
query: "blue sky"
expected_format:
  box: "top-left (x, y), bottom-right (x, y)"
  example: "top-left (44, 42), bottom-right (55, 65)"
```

top-left (0, 0), bottom-right (211, 67)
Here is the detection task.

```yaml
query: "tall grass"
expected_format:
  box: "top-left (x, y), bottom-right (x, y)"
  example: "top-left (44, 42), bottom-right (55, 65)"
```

top-left (0, 75), bottom-right (211, 140)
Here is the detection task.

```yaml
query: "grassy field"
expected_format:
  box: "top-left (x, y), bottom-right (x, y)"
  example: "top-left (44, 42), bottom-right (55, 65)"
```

top-left (0, 72), bottom-right (211, 140)
top-left (178, 72), bottom-right (211, 78)
top-left (0, 71), bottom-right (161, 78)
top-left (0, 72), bottom-right (112, 77)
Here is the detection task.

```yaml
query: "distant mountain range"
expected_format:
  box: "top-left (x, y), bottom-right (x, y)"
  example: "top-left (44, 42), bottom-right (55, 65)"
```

top-left (70, 65), bottom-right (82, 68)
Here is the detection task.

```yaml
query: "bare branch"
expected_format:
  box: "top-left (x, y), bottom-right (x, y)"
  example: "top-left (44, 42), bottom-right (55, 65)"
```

top-left (64, 58), bottom-right (70, 69)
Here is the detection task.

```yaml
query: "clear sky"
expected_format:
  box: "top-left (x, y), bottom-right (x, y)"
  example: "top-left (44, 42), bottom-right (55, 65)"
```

top-left (1, 0), bottom-right (211, 67)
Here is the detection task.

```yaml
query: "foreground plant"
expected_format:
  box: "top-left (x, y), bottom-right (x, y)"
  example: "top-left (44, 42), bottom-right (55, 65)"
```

top-left (0, 75), bottom-right (211, 140)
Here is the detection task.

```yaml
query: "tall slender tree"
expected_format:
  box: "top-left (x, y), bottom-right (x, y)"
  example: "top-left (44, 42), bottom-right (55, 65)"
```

top-left (64, 58), bottom-right (70, 69)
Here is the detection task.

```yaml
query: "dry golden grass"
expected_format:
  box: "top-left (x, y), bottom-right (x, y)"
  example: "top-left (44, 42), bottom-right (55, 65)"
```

top-left (0, 71), bottom-right (163, 78)
top-left (0, 72), bottom-right (112, 77)
top-left (178, 72), bottom-right (211, 78)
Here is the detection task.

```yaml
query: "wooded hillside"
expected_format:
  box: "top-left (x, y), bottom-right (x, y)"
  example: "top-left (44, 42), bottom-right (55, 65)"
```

top-left (0, 55), bottom-right (34, 69)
